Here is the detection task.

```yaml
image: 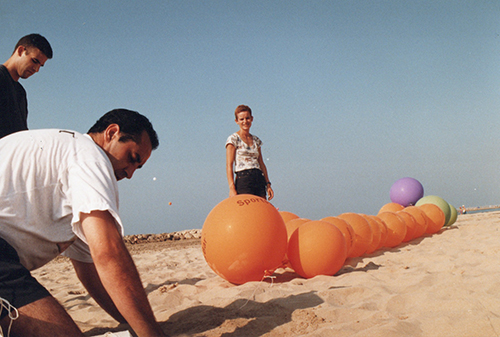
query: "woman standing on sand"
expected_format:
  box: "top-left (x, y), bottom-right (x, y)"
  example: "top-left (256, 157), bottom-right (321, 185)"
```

top-left (226, 105), bottom-right (274, 200)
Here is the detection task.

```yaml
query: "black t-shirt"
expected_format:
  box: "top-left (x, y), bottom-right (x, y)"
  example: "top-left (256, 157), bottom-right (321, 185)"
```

top-left (0, 65), bottom-right (28, 139)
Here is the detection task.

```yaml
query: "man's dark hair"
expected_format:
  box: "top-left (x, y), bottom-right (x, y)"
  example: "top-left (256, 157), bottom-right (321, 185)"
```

top-left (14, 33), bottom-right (53, 59)
top-left (88, 109), bottom-right (159, 150)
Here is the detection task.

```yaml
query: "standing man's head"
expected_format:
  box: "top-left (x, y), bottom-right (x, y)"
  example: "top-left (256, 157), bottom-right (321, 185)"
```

top-left (3, 33), bottom-right (53, 81)
top-left (88, 109), bottom-right (159, 181)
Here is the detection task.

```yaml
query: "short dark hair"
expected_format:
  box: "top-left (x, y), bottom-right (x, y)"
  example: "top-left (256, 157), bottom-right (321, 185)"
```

top-left (88, 109), bottom-right (159, 150)
top-left (14, 34), bottom-right (53, 59)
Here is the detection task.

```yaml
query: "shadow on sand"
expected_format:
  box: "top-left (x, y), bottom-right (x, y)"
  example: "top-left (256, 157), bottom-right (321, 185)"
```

top-left (161, 291), bottom-right (323, 336)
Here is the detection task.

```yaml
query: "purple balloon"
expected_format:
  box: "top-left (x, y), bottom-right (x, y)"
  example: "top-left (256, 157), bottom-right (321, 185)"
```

top-left (389, 177), bottom-right (424, 207)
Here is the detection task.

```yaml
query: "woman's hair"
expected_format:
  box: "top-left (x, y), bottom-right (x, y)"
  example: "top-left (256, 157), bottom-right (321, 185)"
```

top-left (234, 105), bottom-right (252, 119)
top-left (88, 108), bottom-right (159, 150)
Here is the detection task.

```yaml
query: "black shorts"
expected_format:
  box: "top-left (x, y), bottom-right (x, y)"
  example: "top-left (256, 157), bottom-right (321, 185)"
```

top-left (0, 237), bottom-right (51, 320)
top-left (235, 168), bottom-right (267, 198)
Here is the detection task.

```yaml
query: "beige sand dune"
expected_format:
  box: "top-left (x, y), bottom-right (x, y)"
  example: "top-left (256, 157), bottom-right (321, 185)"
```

top-left (31, 211), bottom-right (500, 336)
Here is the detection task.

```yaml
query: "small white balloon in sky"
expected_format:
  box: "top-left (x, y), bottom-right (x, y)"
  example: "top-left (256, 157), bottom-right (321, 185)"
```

top-left (153, 177), bottom-right (157, 181)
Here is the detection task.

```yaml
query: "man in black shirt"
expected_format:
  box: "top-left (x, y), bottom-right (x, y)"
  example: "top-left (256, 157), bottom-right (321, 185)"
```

top-left (0, 34), bottom-right (53, 138)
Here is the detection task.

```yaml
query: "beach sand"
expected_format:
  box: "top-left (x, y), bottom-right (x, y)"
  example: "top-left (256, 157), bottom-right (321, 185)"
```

top-left (31, 211), bottom-right (500, 337)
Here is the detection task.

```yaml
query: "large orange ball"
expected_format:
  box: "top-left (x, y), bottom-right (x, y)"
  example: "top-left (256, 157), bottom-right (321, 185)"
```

top-left (378, 202), bottom-right (404, 214)
top-left (362, 215), bottom-right (382, 254)
top-left (397, 211), bottom-right (417, 242)
top-left (279, 211), bottom-right (300, 224)
top-left (401, 206), bottom-right (428, 239)
top-left (377, 212), bottom-right (407, 248)
top-left (283, 218), bottom-right (310, 267)
top-left (338, 213), bottom-right (373, 258)
top-left (285, 218), bottom-right (310, 240)
top-left (416, 195), bottom-right (451, 226)
top-left (287, 220), bottom-right (347, 278)
top-left (321, 216), bottom-right (355, 257)
top-left (368, 215), bottom-right (388, 250)
top-left (202, 195), bottom-right (287, 284)
top-left (419, 203), bottom-right (445, 234)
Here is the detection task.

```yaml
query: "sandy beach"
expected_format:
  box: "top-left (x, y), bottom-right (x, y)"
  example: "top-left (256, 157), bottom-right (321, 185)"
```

top-left (31, 211), bottom-right (500, 337)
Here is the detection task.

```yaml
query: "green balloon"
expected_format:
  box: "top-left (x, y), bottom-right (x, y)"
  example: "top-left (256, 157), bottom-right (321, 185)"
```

top-left (446, 204), bottom-right (458, 226)
top-left (416, 195), bottom-right (451, 225)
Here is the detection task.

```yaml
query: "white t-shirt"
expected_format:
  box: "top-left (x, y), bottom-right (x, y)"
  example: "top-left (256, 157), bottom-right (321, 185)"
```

top-left (0, 129), bottom-right (123, 270)
top-left (225, 133), bottom-right (262, 172)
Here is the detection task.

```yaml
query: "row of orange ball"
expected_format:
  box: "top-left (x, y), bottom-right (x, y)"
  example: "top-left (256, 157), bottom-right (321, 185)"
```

top-left (278, 202), bottom-right (448, 279)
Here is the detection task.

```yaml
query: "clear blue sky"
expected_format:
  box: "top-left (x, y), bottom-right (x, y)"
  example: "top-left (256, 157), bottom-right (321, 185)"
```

top-left (2, 1), bottom-right (500, 235)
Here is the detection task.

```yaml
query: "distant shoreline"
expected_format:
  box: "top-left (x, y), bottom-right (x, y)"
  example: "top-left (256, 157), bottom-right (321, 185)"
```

top-left (462, 205), bottom-right (500, 212)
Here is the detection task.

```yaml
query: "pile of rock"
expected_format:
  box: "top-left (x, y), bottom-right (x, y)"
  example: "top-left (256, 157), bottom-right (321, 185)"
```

top-left (124, 229), bottom-right (202, 244)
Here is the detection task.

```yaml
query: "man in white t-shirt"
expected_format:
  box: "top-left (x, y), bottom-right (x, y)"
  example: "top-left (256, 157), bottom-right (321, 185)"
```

top-left (0, 109), bottom-right (167, 337)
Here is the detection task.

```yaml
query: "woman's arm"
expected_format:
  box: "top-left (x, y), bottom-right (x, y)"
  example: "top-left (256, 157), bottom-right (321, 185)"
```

top-left (226, 144), bottom-right (237, 197)
top-left (257, 148), bottom-right (274, 200)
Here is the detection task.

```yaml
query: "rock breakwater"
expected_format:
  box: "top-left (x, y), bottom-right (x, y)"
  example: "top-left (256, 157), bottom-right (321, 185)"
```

top-left (124, 229), bottom-right (202, 244)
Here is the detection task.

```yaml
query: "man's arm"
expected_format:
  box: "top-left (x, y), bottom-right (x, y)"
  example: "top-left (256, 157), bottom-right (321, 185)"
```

top-left (80, 210), bottom-right (165, 337)
top-left (70, 259), bottom-right (126, 323)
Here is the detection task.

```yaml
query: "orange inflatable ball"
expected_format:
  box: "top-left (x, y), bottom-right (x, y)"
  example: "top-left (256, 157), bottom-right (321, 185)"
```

top-left (401, 206), bottom-right (428, 239)
top-left (279, 211), bottom-right (300, 224)
top-left (396, 211), bottom-right (417, 243)
top-left (337, 213), bottom-right (373, 258)
top-left (287, 220), bottom-right (347, 279)
top-left (321, 216), bottom-right (355, 257)
top-left (282, 218), bottom-right (310, 268)
top-left (285, 218), bottom-right (310, 240)
top-left (416, 195), bottom-right (451, 226)
top-left (377, 212), bottom-right (407, 248)
top-left (369, 215), bottom-right (388, 250)
top-left (378, 202), bottom-right (404, 215)
top-left (419, 203), bottom-right (445, 234)
top-left (202, 195), bottom-right (288, 285)
top-left (361, 215), bottom-right (382, 255)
